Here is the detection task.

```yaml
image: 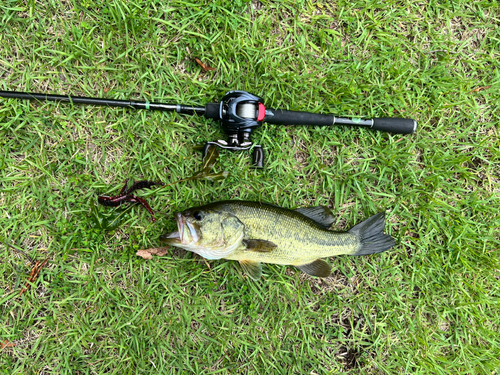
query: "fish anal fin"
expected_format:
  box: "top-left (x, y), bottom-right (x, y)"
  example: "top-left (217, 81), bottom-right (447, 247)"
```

top-left (294, 206), bottom-right (334, 228)
top-left (296, 259), bottom-right (331, 278)
top-left (239, 260), bottom-right (262, 280)
top-left (242, 239), bottom-right (277, 252)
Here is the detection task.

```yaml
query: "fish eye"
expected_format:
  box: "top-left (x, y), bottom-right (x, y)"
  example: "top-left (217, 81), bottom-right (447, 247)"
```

top-left (193, 211), bottom-right (203, 221)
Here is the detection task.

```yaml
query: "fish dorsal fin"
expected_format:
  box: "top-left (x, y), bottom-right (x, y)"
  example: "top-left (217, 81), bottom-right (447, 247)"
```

top-left (296, 259), bottom-right (331, 277)
top-left (294, 206), bottom-right (334, 228)
top-left (242, 239), bottom-right (277, 253)
top-left (239, 260), bottom-right (262, 280)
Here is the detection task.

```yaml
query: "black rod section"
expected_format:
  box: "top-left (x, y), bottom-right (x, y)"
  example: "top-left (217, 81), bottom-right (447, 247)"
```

top-left (264, 108), bottom-right (416, 134)
top-left (0, 90), bottom-right (206, 116)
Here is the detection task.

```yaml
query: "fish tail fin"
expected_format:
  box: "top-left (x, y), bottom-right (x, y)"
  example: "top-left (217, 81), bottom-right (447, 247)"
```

top-left (348, 212), bottom-right (395, 255)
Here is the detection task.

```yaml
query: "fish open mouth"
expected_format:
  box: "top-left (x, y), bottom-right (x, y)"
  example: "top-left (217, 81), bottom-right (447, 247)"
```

top-left (160, 212), bottom-right (200, 245)
top-left (160, 212), bottom-right (185, 244)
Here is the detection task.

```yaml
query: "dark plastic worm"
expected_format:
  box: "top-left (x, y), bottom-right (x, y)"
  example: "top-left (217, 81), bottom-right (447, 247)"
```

top-left (97, 180), bottom-right (163, 221)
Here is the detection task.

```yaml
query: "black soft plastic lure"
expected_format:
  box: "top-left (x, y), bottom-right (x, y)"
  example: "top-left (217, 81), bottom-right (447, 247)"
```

top-left (98, 180), bottom-right (163, 221)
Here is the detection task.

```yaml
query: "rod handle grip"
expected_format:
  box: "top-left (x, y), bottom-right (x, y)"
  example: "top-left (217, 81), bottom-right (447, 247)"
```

top-left (263, 109), bottom-right (332, 126)
top-left (264, 109), bottom-right (417, 135)
top-left (372, 117), bottom-right (417, 134)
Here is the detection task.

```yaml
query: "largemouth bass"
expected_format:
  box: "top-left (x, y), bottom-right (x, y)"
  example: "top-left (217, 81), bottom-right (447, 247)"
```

top-left (160, 201), bottom-right (395, 280)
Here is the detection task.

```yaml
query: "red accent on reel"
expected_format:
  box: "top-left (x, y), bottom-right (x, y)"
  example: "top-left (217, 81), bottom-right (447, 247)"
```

top-left (257, 103), bottom-right (266, 121)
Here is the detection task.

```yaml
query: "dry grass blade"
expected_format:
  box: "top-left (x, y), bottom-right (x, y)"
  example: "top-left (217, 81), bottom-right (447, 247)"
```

top-left (194, 58), bottom-right (216, 72)
top-left (470, 85), bottom-right (492, 93)
top-left (19, 258), bottom-right (49, 296)
top-left (0, 341), bottom-right (16, 350)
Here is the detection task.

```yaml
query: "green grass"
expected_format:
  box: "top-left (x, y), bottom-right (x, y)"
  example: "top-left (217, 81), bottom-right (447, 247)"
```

top-left (1, 0), bottom-right (499, 373)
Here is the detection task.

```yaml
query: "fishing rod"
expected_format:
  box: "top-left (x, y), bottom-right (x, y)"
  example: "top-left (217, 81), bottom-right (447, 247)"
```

top-left (0, 90), bottom-right (417, 167)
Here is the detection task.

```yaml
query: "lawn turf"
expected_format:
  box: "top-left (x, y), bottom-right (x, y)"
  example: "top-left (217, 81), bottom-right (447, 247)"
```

top-left (1, 0), bottom-right (499, 374)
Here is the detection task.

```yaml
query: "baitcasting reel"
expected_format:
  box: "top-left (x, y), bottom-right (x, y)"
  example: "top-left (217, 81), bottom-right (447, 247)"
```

top-left (203, 91), bottom-right (266, 168)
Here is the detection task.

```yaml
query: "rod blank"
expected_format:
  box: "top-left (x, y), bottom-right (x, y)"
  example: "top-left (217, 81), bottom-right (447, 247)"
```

top-left (0, 91), bottom-right (205, 115)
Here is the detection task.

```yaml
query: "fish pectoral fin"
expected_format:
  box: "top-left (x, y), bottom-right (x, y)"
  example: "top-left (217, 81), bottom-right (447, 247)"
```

top-left (242, 239), bottom-right (277, 253)
top-left (239, 260), bottom-right (263, 280)
top-left (294, 206), bottom-right (334, 228)
top-left (296, 259), bottom-right (331, 278)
